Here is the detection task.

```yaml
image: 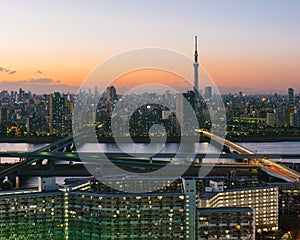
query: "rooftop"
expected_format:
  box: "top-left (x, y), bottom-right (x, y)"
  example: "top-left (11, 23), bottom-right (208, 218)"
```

top-left (199, 185), bottom-right (278, 200)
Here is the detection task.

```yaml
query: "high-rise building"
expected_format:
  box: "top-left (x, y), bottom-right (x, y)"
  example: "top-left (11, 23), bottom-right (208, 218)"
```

top-left (199, 186), bottom-right (279, 233)
top-left (106, 86), bottom-right (118, 113)
top-left (277, 105), bottom-right (289, 127)
top-left (0, 178), bottom-right (189, 239)
top-left (176, 93), bottom-right (185, 131)
top-left (26, 113), bottom-right (48, 134)
top-left (182, 178), bottom-right (197, 239)
top-left (204, 86), bottom-right (212, 100)
top-left (294, 110), bottom-right (300, 127)
top-left (106, 86), bottom-right (117, 103)
top-left (0, 190), bottom-right (65, 239)
top-left (0, 105), bottom-right (9, 124)
top-left (0, 176), bottom-right (264, 240)
top-left (94, 86), bottom-right (98, 99)
top-left (197, 207), bottom-right (255, 239)
top-left (288, 88), bottom-right (294, 105)
top-left (18, 88), bottom-right (24, 101)
top-left (49, 92), bottom-right (65, 134)
top-left (239, 91), bottom-right (243, 98)
top-left (266, 112), bottom-right (277, 127)
top-left (176, 91), bottom-right (196, 135)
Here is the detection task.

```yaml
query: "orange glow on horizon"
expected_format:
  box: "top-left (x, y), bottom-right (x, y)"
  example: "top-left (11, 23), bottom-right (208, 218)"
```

top-left (110, 68), bottom-right (192, 93)
top-left (1, 54), bottom-right (299, 93)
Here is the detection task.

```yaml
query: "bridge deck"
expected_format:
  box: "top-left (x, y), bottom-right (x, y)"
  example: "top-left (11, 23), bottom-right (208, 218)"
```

top-left (1, 131), bottom-right (300, 182)
top-left (196, 129), bottom-right (300, 182)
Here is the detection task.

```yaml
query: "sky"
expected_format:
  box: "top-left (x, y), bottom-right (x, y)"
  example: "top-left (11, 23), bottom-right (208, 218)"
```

top-left (0, 0), bottom-right (299, 94)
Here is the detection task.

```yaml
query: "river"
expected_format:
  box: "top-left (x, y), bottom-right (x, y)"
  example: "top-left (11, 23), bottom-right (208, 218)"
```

top-left (1, 141), bottom-right (300, 187)
top-left (1, 141), bottom-right (300, 162)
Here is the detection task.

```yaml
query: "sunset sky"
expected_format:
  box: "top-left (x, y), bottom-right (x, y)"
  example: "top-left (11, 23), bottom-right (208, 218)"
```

top-left (0, 0), bottom-right (299, 94)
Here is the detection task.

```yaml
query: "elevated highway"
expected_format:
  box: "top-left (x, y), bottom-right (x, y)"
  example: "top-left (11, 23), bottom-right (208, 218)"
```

top-left (196, 129), bottom-right (300, 182)
top-left (0, 135), bottom-right (75, 180)
top-left (2, 152), bottom-right (300, 162)
top-left (0, 158), bottom-right (259, 178)
top-left (0, 131), bottom-right (300, 183)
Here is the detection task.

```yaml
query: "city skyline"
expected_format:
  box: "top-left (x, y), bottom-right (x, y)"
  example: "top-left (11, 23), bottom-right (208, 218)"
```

top-left (1, 2), bottom-right (300, 239)
top-left (0, 0), bottom-right (299, 94)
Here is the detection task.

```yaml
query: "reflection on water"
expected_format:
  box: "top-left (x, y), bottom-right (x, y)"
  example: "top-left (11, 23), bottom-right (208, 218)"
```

top-left (0, 143), bottom-right (48, 188)
top-left (0, 143), bottom-right (46, 152)
top-left (240, 142), bottom-right (300, 155)
top-left (239, 142), bottom-right (300, 164)
top-left (4, 141), bottom-right (299, 156)
top-left (76, 142), bottom-right (219, 154)
top-left (77, 142), bottom-right (229, 163)
top-left (0, 143), bottom-right (47, 164)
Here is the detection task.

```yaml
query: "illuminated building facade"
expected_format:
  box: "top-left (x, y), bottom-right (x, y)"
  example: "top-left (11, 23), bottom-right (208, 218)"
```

top-left (0, 190), bottom-right (187, 239)
top-left (0, 179), bottom-right (188, 239)
top-left (0, 191), bottom-right (65, 239)
top-left (197, 207), bottom-right (255, 240)
top-left (68, 192), bottom-right (186, 239)
top-left (0, 178), bottom-right (269, 239)
top-left (199, 186), bottom-right (279, 233)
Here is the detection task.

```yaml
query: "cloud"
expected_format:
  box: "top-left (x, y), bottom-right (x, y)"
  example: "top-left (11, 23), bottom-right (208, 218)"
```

top-left (0, 67), bottom-right (9, 72)
top-left (9, 70), bottom-right (17, 75)
top-left (0, 78), bottom-right (79, 94)
top-left (0, 67), bottom-right (18, 75)
top-left (28, 78), bottom-right (53, 84)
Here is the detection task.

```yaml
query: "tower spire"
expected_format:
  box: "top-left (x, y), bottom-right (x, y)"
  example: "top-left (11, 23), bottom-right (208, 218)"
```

top-left (193, 36), bottom-right (199, 95)
top-left (194, 36), bottom-right (198, 63)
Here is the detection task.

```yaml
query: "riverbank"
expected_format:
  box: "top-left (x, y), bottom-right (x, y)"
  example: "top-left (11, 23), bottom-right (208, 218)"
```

top-left (227, 135), bottom-right (300, 142)
top-left (78, 135), bottom-right (300, 143)
top-left (0, 136), bottom-right (63, 143)
top-left (1, 134), bottom-right (300, 143)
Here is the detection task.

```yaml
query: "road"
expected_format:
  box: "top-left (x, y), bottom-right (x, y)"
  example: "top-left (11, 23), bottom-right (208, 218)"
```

top-left (196, 129), bottom-right (300, 182)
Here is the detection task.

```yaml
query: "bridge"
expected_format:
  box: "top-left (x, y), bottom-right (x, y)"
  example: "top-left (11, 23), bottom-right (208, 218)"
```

top-left (0, 152), bottom-right (260, 179)
top-left (0, 131), bottom-right (299, 183)
top-left (0, 136), bottom-right (76, 180)
top-left (2, 152), bottom-right (300, 161)
top-left (196, 129), bottom-right (300, 182)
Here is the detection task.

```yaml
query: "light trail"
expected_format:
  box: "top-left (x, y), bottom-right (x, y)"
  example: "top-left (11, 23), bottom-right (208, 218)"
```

top-left (196, 129), bottom-right (300, 182)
